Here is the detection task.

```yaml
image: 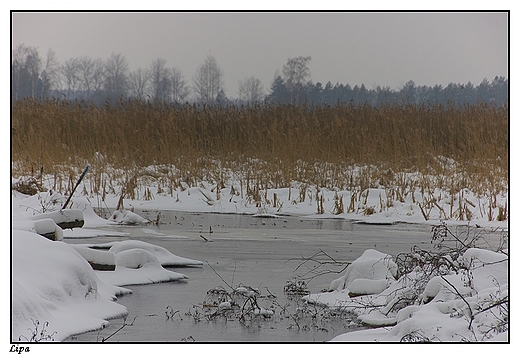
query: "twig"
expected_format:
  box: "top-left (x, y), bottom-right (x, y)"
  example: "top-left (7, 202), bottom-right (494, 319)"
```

top-left (474, 295), bottom-right (508, 316)
top-left (199, 234), bottom-right (212, 242)
top-left (231, 260), bottom-right (237, 289)
top-left (206, 261), bottom-right (234, 291)
top-left (290, 249), bottom-right (350, 282)
top-left (99, 316), bottom-right (137, 342)
top-left (440, 275), bottom-right (474, 330)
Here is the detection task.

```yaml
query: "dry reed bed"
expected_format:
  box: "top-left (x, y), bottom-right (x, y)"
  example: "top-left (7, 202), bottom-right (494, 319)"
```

top-left (11, 99), bottom-right (508, 220)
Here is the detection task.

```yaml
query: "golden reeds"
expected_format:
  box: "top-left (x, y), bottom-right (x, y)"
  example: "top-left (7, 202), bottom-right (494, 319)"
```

top-left (11, 99), bottom-right (508, 196)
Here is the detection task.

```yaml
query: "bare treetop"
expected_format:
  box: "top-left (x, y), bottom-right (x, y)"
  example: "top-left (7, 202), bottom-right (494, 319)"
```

top-left (193, 54), bottom-right (224, 103)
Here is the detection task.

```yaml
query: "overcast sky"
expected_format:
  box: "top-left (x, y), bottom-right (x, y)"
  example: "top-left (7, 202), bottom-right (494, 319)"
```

top-left (11, 11), bottom-right (508, 99)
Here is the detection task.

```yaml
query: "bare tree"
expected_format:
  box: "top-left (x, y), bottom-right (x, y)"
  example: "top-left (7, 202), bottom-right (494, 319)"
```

top-left (90, 58), bottom-right (106, 103)
top-left (11, 44), bottom-right (28, 100)
top-left (77, 56), bottom-right (95, 100)
top-left (168, 67), bottom-right (189, 103)
top-left (61, 57), bottom-right (80, 100)
top-left (192, 54), bottom-right (224, 103)
top-left (38, 49), bottom-right (60, 99)
top-left (148, 58), bottom-right (169, 102)
top-left (104, 53), bottom-right (129, 101)
top-left (282, 56), bottom-right (311, 104)
top-left (25, 47), bottom-right (43, 99)
top-left (128, 67), bottom-right (149, 101)
top-left (238, 76), bottom-right (264, 103)
top-left (12, 45), bottom-right (44, 100)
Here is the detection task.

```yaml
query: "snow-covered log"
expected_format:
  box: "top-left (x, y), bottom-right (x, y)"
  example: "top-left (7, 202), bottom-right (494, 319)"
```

top-left (33, 218), bottom-right (64, 241)
top-left (71, 245), bottom-right (116, 271)
top-left (32, 209), bottom-right (84, 229)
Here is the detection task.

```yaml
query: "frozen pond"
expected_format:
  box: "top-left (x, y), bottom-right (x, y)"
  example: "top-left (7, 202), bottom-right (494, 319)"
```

top-left (64, 211), bottom-right (436, 342)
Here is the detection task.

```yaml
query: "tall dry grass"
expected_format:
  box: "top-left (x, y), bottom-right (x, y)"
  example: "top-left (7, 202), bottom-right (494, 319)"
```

top-left (11, 99), bottom-right (508, 195)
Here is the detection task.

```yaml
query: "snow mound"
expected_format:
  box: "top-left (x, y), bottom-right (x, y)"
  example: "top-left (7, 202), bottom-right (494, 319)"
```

top-left (109, 209), bottom-right (149, 224)
top-left (12, 230), bottom-right (128, 342)
top-left (96, 248), bottom-right (188, 286)
top-left (108, 240), bottom-right (203, 266)
top-left (34, 218), bottom-right (64, 240)
top-left (65, 196), bottom-right (116, 227)
top-left (115, 248), bottom-right (161, 269)
top-left (328, 249), bottom-right (397, 293)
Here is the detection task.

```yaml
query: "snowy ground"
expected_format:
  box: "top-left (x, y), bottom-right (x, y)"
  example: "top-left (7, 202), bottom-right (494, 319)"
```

top-left (10, 172), bottom-right (509, 344)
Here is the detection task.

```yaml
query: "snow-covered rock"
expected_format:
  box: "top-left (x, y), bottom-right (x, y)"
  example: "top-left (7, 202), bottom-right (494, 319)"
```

top-left (349, 278), bottom-right (389, 296)
top-left (218, 301), bottom-right (232, 310)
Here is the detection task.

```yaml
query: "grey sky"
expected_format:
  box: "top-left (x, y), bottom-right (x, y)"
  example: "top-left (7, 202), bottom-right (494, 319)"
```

top-left (11, 11), bottom-right (508, 98)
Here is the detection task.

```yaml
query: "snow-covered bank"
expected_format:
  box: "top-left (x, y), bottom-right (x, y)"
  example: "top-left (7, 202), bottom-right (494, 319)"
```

top-left (11, 225), bottom-right (202, 341)
top-left (95, 183), bottom-right (509, 229)
top-left (12, 160), bottom-right (509, 229)
top-left (12, 230), bottom-right (129, 341)
top-left (304, 245), bottom-right (508, 342)
top-left (11, 191), bottom-right (203, 342)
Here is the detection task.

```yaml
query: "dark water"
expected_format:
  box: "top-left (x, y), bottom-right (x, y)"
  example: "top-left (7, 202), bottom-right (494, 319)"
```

top-left (64, 211), bottom-right (436, 342)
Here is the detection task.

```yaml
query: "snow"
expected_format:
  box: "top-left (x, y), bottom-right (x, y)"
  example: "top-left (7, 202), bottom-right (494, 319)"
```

top-left (97, 248), bottom-right (188, 286)
top-left (305, 246), bottom-right (508, 342)
top-left (26, 166), bottom-right (503, 229)
top-left (32, 218), bottom-right (63, 241)
top-left (10, 168), bottom-right (509, 343)
top-left (327, 249), bottom-right (398, 292)
top-left (31, 208), bottom-right (84, 226)
top-left (107, 240), bottom-right (203, 267)
top-left (109, 209), bottom-right (149, 225)
top-left (12, 191), bottom-right (114, 228)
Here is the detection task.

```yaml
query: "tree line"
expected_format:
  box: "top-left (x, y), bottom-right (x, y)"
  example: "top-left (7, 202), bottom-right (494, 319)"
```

top-left (12, 44), bottom-right (508, 107)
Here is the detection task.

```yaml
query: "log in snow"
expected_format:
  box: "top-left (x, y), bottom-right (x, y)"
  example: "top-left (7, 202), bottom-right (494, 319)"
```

top-left (33, 218), bottom-right (64, 241)
top-left (32, 209), bottom-right (84, 229)
top-left (71, 245), bottom-right (116, 271)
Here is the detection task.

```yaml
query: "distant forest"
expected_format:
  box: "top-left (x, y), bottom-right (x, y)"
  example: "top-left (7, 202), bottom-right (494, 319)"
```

top-left (12, 45), bottom-right (508, 107)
